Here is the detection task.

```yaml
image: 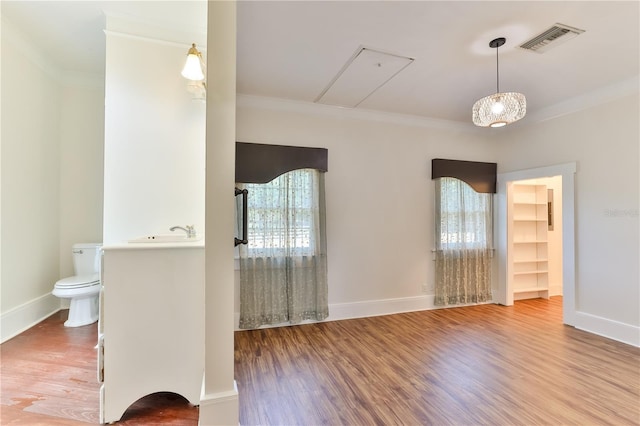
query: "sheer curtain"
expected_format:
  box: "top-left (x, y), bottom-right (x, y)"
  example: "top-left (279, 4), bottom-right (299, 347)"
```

top-left (238, 169), bottom-right (328, 329)
top-left (434, 177), bottom-right (493, 306)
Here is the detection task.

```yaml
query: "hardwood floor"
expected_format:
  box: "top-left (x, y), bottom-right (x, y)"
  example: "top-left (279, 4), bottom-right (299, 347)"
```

top-left (0, 310), bottom-right (198, 425)
top-left (235, 297), bottom-right (640, 425)
top-left (2, 298), bottom-right (639, 425)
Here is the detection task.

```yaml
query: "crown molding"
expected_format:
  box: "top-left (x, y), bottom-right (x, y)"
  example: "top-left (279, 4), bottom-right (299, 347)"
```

top-left (238, 75), bottom-right (639, 134)
top-left (103, 29), bottom-right (205, 53)
top-left (2, 16), bottom-right (103, 89)
top-left (104, 12), bottom-right (206, 49)
top-left (236, 94), bottom-right (477, 133)
top-left (2, 15), bottom-right (62, 82)
top-left (524, 76), bottom-right (639, 125)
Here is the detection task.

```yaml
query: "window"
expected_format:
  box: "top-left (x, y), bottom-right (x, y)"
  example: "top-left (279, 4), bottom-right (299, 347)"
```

top-left (237, 168), bottom-right (329, 329)
top-left (436, 177), bottom-right (493, 251)
top-left (239, 168), bottom-right (323, 257)
top-left (434, 177), bottom-right (493, 306)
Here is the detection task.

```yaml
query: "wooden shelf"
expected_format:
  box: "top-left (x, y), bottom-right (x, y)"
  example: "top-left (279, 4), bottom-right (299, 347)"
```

top-left (514, 287), bottom-right (549, 294)
top-left (514, 270), bottom-right (549, 276)
top-left (513, 202), bottom-right (547, 206)
top-left (509, 182), bottom-right (549, 301)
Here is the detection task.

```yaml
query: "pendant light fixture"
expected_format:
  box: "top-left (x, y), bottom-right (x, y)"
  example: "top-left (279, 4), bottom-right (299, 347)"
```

top-left (472, 37), bottom-right (526, 128)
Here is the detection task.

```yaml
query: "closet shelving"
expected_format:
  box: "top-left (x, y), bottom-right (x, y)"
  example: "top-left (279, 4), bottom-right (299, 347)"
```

top-left (509, 182), bottom-right (549, 300)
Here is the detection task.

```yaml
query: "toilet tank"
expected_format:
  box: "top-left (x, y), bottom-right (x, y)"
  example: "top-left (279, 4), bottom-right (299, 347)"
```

top-left (72, 243), bottom-right (102, 276)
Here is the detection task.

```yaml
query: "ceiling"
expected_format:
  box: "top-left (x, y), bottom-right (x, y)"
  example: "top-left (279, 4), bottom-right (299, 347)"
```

top-left (2, 1), bottom-right (638, 127)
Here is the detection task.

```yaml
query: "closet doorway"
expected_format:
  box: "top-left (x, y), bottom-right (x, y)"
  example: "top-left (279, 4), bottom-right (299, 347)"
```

top-left (495, 163), bottom-right (577, 326)
top-left (507, 176), bottom-right (563, 302)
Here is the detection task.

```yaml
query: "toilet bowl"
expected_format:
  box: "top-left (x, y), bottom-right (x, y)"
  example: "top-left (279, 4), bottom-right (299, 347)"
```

top-left (53, 243), bottom-right (102, 327)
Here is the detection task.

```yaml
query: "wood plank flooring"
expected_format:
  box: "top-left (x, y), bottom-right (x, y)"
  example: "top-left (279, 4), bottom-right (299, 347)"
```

top-left (0, 310), bottom-right (198, 425)
top-left (2, 298), bottom-right (639, 425)
top-left (235, 297), bottom-right (640, 425)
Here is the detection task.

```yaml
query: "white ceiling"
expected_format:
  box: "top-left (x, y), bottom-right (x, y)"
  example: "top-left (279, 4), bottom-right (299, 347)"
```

top-left (2, 1), bottom-right (638, 127)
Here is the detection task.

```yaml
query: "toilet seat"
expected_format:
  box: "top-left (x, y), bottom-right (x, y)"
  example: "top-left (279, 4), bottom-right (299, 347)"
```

top-left (55, 273), bottom-right (100, 289)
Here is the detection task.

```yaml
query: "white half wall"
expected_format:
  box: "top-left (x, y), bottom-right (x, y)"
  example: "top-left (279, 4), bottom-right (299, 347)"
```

top-left (103, 30), bottom-right (206, 245)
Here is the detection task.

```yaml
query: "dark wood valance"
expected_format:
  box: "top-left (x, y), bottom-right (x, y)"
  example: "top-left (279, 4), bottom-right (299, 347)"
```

top-left (431, 158), bottom-right (497, 193)
top-left (236, 142), bottom-right (328, 184)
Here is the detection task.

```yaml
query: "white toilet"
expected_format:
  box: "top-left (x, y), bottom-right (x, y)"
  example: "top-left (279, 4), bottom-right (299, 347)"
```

top-left (53, 243), bottom-right (102, 327)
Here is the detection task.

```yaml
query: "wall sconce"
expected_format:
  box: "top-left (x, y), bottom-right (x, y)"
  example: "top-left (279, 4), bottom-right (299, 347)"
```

top-left (182, 43), bottom-right (204, 80)
top-left (181, 43), bottom-right (206, 101)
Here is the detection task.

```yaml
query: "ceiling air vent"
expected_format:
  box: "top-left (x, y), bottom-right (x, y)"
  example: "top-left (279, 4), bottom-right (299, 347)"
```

top-left (519, 23), bottom-right (585, 53)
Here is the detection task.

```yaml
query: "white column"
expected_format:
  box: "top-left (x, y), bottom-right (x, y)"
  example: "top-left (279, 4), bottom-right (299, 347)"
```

top-left (200, 1), bottom-right (239, 425)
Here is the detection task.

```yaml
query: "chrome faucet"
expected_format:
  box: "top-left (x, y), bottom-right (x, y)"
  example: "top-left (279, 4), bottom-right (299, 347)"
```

top-left (170, 225), bottom-right (196, 238)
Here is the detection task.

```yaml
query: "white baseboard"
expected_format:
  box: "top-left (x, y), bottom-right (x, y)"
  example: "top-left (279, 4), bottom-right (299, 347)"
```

top-left (574, 311), bottom-right (640, 347)
top-left (234, 294), bottom-right (502, 330)
top-left (198, 380), bottom-right (239, 426)
top-left (234, 294), bottom-right (470, 330)
top-left (1, 293), bottom-right (62, 343)
top-left (327, 294), bottom-right (436, 321)
top-left (233, 295), bottom-right (639, 348)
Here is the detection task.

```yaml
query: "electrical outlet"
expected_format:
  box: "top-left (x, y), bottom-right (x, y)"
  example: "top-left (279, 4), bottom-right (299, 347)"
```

top-left (421, 282), bottom-right (435, 294)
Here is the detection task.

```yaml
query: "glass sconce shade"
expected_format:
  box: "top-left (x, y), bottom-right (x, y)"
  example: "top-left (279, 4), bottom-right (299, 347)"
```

top-left (181, 44), bottom-right (205, 81)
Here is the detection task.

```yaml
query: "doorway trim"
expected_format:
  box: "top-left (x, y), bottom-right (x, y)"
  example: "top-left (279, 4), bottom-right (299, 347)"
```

top-left (495, 162), bottom-right (576, 325)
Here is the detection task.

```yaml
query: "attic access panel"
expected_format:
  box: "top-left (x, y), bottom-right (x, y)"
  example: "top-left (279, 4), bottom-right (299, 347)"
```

top-left (315, 46), bottom-right (414, 108)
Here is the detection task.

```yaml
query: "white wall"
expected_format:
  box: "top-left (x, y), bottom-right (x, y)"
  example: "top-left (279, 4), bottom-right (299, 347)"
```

top-left (1, 17), bottom-right (106, 341)
top-left (544, 175), bottom-right (563, 296)
top-left (237, 94), bottom-right (639, 346)
top-left (103, 31), bottom-right (205, 245)
top-left (200, 2), bottom-right (239, 423)
top-left (59, 85), bottom-right (105, 277)
top-left (236, 102), bottom-right (496, 319)
top-left (1, 18), bottom-right (62, 336)
top-left (496, 94), bottom-right (640, 335)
